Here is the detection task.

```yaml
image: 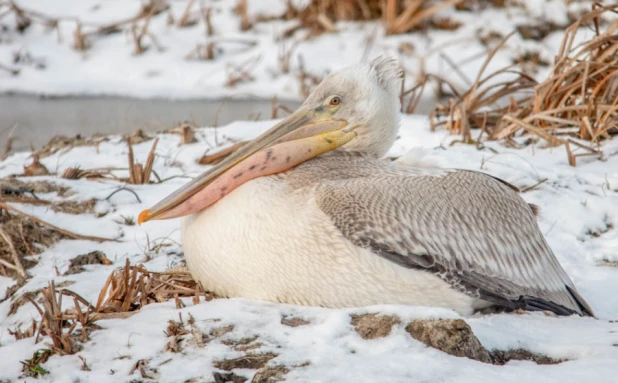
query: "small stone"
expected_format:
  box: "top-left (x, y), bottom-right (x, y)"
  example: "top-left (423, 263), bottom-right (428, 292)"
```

top-left (213, 371), bottom-right (247, 383)
top-left (280, 315), bottom-right (310, 327)
top-left (405, 319), bottom-right (491, 363)
top-left (351, 313), bottom-right (401, 340)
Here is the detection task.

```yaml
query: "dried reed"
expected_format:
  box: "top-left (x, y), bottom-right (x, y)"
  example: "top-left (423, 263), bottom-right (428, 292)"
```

top-left (127, 138), bottom-right (159, 184)
top-left (431, 4), bottom-right (618, 166)
top-left (94, 259), bottom-right (212, 316)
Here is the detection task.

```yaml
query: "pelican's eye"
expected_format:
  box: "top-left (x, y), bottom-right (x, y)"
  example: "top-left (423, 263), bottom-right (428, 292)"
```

top-left (328, 96), bottom-right (342, 108)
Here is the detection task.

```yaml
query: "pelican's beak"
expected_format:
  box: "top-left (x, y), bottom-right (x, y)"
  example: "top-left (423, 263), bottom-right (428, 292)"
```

top-left (138, 107), bottom-right (356, 224)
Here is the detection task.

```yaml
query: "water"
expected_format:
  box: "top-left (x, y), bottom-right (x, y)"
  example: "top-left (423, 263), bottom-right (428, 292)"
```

top-left (0, 94), bottom-right (300, 152)
top-left (0, 93), bottom-right (439, 153)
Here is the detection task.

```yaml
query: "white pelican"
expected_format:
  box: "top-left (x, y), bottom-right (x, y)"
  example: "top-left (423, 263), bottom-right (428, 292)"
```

top-left (139, 57), bottom-right (593, 317)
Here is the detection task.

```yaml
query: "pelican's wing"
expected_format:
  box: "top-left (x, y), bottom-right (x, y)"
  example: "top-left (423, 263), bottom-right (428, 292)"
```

top-left (312, 161), bottom-right (593, 316)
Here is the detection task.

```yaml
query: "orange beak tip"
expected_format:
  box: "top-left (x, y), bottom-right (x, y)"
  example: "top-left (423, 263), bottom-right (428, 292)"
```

top-left (138, 210), bottom-right (150, 225)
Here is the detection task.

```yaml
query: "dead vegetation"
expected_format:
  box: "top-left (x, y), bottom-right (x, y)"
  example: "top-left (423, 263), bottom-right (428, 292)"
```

top-left (0, 201), bottom-right (69, 280)
top-left (0, 179), bottom-right (101, 282)
top-left (34, 134), bottom-right (107, 159)
top-left (1, 0), bottom-right (169, 55)
top-left (163, 314), bottom-right (242, 353)
top-left (127, 138), bottom-right (159, 184)
top-left (197, 141), bottom-right (248, 166)
top-left (259, 0), bottom-right (474, 37)
top-left (9, 319), bottom-right (37, 340)
top-left (0, 181), bottom-right (114, 286)
top-left (129, 358), bottom-right (160, 380)
top-left (22, 155), bottom-right (50, 176)
top-left (214, 352), bottom-right (278, 371)
top-left (29, 282), bottom-right (95, 355)
top-left (94, 259), bottom-right (213, 317)
top-left (0, 178), bottom-right (85, 215)
top-left (251, 365), bottom-right (289, 383)
top-left (64, 251), bottom-right (112, 275)
top-left (429, 4), bottom-right (618, 166)
top-left (7, 261), bottom-right (214, 374)
top-left (169, 121), bottom-right (198, 144)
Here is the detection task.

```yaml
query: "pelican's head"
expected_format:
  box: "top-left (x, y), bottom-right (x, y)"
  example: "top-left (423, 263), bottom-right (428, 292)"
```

top-left (138, 56), bottom-right (402, 223)
top-left (301, 56), bottom-right (402, 157)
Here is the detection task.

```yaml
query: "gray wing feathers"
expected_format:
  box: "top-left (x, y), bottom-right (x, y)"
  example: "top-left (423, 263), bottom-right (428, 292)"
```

top-left (295, 153), bottom-right (592, 316)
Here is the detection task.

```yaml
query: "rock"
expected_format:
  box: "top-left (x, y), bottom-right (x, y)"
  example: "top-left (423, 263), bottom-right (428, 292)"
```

top-left (213, 371), bottom-right (247, 383)
top-left (351, 313), bottom-right (401, 340)
top-left (405, 319), bottom-right (491, 363)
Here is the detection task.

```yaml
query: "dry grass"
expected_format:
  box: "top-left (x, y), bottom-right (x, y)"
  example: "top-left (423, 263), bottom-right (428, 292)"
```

top-left (163, 313), bottom-right (237, 353)
top-left (430, 4), bottom-right (618, 166)
top-left (94, 259), bottom-right (213, 317)
top-left (61, 166), bottom-right (115, 181)
top-left (22, 155), bottom-right (50, 176)
top-left (1, 123), bottom-right (18, 161)
top-left (0, 203), bottom-right (66, 280)
top-left (0, 178), bottom-right (97, 214)
top-left (13, 261), bottom-right (214, 368)
top-left (225, 56), bottom-right (259, 88)
top-left (9, 319), bottom-right (37, 340)
top-left (0, 200), bottom-right (114, 281)
top-left (35, 134), bottom-right (107, 158)
top-left (259, 0), bottom-right (472, 37)
top-left (169, 122), bottom-right (198, 144)
top-left (213, 352), bottom-right (278, 371)
top-left (126, 137), bottom-right (159, 184)
top-left (197, 141), bottom-right (248, 166)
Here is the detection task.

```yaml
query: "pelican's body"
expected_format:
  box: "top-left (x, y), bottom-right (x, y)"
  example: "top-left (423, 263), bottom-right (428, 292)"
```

top-left (182, 156), bottom-right (489, 314)
top-left (141, 57), bottom-right (593, 317)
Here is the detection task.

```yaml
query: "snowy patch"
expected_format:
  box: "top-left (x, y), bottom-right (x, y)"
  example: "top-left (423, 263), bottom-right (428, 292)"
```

top-left (0, 116), bottom-right (617, 382)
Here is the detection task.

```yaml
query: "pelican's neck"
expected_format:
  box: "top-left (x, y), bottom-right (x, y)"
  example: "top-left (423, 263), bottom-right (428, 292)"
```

top-left (342, 115), bottom-right (400, 158)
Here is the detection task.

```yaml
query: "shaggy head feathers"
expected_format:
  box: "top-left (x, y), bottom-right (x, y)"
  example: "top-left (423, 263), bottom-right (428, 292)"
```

top-left (301, 56), bottom-right (403, 158)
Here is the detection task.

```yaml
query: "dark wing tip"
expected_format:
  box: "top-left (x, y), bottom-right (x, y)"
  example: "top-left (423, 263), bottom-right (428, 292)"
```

top-left (565, 285), bottom-right (596, 318)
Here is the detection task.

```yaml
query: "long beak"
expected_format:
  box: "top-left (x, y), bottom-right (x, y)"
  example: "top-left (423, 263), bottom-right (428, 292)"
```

top-left (138, 108), bottom-right (355, 224)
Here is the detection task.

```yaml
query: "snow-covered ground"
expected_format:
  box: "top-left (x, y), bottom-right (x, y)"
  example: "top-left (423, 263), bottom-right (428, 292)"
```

top-left (1, 1), bottom-right (618, 381)
top-left (0, 0), bottom-right (602, 101)
top-left (0, 115), bottom-right (617, 382)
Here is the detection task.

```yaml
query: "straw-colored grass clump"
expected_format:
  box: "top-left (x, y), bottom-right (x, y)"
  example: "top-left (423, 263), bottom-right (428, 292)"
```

top-left (432, 4), bottom-right (618, 166)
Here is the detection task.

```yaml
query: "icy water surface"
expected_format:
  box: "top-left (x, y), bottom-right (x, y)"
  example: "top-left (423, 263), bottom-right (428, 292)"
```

top-left (0, 94), bottom-right (299, 151)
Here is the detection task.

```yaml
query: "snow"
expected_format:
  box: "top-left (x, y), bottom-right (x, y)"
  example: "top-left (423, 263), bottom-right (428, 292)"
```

top-left (1, 0), bottom-right (612, 101)
top-left (0, 114), bottom-right (617, 382)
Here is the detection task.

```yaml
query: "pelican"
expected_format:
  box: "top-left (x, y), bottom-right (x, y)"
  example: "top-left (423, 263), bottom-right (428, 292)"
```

top-left (139, 57), bottom-right (593, 317)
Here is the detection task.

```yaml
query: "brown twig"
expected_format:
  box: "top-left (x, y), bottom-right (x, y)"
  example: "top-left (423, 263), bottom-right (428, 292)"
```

top-left (0, 202), bottom-right (116, 243)
top-left (0, 227), bottom-right (27, 279)
top-left (197, 141), bottom-right (248, 165)
top-left (1, 122), bottom-right (18, 160)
